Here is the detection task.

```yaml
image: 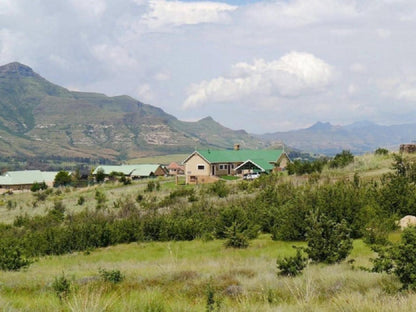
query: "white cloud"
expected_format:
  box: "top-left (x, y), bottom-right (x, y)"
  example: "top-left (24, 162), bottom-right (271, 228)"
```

top-left (378, 77), bottom-right (416, 102)
top-left (69, 0), bottom-right (107, 16)
top-left (183, 52), bottom-right (334, 109)
top-left (91, 44), bottom-right (139, 70)
top-left (141, 0), bottom-right (237, 29)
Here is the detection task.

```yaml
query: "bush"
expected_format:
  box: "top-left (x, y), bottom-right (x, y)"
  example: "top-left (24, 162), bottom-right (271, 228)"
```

top-left (375, 148), bottom-right (389, 156)
top-left (30, 182), bottom-right (48, 192)
top-left (209, 180), bottom-right (229, 198)
top-left (392, 227), bottom-right (416, 290)
top-left (54, 171), bottom-right (72, 187)
top-left (52, 272), bottom-right (71, 300)
top-left (95, 168), bottom-right (106, 183)
top-left (305, 213), bottom-right (353, 264)
top-left (224, 222), bottom-right (249, 249)
top-left (0, 245), bottom-right (32, 271)
top-left (77, 196), bottom-right (85, 205)
top-left (277, 246), bottom-right (308, 276)
top-left (99, 268), bottom-right (124, 284)
top-left (329, 150), bottom-right (354, 168)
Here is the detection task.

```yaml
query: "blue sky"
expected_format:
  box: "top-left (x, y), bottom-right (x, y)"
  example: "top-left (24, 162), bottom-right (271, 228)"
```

top-left (1, 0), bottom-right (416, 133)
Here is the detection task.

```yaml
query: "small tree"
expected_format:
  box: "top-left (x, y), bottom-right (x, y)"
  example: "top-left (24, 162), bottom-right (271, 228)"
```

top-left (224, 222), bottom-right (249, 249)
top-left (277, 246), bottom-right (308, 276)
top-left (54, 171), bottom-right (72, 187)
top-left (305, 213), bottom-right (353, 264)
top-left (392, 227), bottom-right (416, 290)
top-left (95, 168), bottom-right (106, 183)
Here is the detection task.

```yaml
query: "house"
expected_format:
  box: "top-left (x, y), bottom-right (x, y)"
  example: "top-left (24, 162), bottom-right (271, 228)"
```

top-left (0, 170), bottom-right (59, 191)
top-left (167, 162), bottom-right (185, 176)
top-left (92, 164), bottom-right (167, 179)
top-left (182, 147), bottom-right (290, 184)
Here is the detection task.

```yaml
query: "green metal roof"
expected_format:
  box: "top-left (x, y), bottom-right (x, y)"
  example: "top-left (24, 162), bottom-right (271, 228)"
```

top-left (188, 149), bottom-right (285, 164)
top-left (235, 159), bottom-right (275, 172)
top-left (0, 170), bottom-right (58, 185)
top-left (93, 164), bottom-right (163, 177)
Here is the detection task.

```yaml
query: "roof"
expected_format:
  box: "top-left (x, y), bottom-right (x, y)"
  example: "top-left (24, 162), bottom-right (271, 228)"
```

top-left (167, 162), bottom-right (184, 170)
top-left (0, 170), bottom-right (59, 186)
top-left (234, 159), bottom-right (275, 172)
top-left (183, 149), bottom-right (285, 164)
top-left (93, 164), bottom-right (163, 176)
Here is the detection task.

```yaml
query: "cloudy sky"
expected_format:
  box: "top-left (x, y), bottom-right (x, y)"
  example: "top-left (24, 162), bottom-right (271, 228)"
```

top-left (1, 0), bottom-right (416, 133)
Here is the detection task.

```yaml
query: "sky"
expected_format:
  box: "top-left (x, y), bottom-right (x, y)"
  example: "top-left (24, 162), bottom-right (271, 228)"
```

top-left (1, 0), bottom-right (416, 133)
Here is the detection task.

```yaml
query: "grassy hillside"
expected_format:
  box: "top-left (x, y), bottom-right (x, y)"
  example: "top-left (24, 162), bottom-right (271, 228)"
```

top-left (1, 152), bottom-right (416, 311)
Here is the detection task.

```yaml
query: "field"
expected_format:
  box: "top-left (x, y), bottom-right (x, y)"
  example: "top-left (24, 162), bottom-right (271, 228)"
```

top-left (2, 234), bottom-right (413, 312)
top-left (1, 152), bottom-right (416, 311)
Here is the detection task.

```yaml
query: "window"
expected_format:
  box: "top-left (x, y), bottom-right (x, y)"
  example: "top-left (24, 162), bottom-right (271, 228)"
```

top-left (197, 165), bottom-right (205, 170)
top-left (219, 164), bottom-right (228, 170)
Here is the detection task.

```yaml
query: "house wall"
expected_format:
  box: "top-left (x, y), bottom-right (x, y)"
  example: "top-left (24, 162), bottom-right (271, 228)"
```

top-left (185, 154), bottom-right (210, 184)
top-left (154, 166), bottom-right (166, 176)
top-left (278, 154), bottom-right (290, 168)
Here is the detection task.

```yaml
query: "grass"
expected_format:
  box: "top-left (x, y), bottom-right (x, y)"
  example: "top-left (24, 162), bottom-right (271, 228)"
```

top-left (0, 235), bottom-right (412, 311)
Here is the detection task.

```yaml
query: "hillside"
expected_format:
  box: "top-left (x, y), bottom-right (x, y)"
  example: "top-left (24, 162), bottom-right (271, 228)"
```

top-left (260, 121), bottom-right (416, 155)
top-left (0, 62), bottom-right (264, 161)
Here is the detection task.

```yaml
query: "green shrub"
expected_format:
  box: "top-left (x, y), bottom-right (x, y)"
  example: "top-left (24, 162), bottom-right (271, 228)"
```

top-left (54, 171), bottom-right (72, 187)
top-left (329, 150), bottom-right (354, 168)
top-left (30, 181), bottom-right (48, 192)
top-left (277, 246), bottom-right (308, 276)
top-left (77, 196), bottom-right (85, 205)
top-left (146, 180), bottom-right (156, 192)
top-left (99, 268), bottom-right (124, 284)
top-left (209, 180), bottom-right (229, 198)
top-left (375, 148), bottom-right (389, 156)
top-left (392, 227), bottom-right (416, 290)
top-left (0, 245), bottom-right (32, 271)
top-left (305, 213), bottom-right (353, 264)
top-left (224, 222), bottom-right (249, 249)
top-left (52, 272), bottom-right (71, 300)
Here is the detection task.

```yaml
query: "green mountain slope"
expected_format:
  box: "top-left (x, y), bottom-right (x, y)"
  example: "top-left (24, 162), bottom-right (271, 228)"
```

top-left (0, 62), bottom-right (264, 161)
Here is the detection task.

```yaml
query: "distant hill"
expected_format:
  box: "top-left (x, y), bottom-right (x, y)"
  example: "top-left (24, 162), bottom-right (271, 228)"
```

top-left (0, 62), bottom-right (264, 161)
top-left (260, 121), bottom-right (416, 155)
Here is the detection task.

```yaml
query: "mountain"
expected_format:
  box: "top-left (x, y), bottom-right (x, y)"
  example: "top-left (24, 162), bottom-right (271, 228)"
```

top-left (0, 62), bottom-right (264, 161)
top-left (260, 121), bottom-right (416, 155)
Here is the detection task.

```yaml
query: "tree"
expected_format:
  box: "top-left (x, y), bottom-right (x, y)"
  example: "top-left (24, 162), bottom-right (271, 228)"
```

top-left (305, 213), bottom-right (353, 264)
top-left (95, 168), bottom-right (105, 183)
top-left (54, 171), bottom-right (72, 187)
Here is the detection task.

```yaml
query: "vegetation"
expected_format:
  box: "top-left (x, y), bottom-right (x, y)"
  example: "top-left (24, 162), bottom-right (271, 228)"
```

top-left (1, 152), bottom-right (416, 309)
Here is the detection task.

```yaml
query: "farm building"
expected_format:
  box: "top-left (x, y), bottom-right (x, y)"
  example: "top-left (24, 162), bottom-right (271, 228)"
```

top-left (92, 164), bottom-right (167, 179)
top-left (182, 147), bottom-right (290, 184)
top-left (0, 170), bottom-right (59, 191)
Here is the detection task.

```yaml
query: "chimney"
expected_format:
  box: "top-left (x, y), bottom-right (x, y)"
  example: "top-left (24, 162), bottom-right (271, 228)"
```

top-left (234, 144), bottom-right (240, 151)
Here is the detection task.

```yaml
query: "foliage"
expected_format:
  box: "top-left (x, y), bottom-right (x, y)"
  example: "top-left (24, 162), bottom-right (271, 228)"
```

top-left (95, 168), bottom-right (105, 183)
top-left (77, 195), bottom-right (85, 205)
top-left (375, 147), bottom-right (389, 156)
top-left (209, 180), bottom-right (230, 198)
top-left (224, 222), bottom-right (249, 249)
top-left (54, 170), bottom-right (72, 187)
top-left (287, 158), bottom-right (327, 175)
top-left (146, 180), bottom-right (156, 192)
top-left (276, 246), bottom-right (308, 277)
top-left (30, 181), bottom-right (48, 192)
top-left (52, 272), bottom-right (71, 300)
top-left (392, 227), bottom-right (416, 290)
top-left (305, 213), bottom-right (353, 264)
top-left (0, 244), bottom-right (32, 271)
top-left (329, 150), bottom-right (354, 168)
top-left (99, 268), bottom-right (124, 284)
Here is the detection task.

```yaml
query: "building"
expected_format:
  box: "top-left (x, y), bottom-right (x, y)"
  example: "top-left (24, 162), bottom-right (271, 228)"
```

top-left (166, 162), bottom-right (185, 176)
top-left (182, 148), bottom-right (290, 184)
top-left (0, 170), bottom-right (59, 191)
top-left (92, 164), bottom-right (167, 179)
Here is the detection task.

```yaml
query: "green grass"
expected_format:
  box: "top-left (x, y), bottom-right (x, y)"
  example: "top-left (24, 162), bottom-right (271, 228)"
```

top-left (0, 235), bottom-right (411, 311)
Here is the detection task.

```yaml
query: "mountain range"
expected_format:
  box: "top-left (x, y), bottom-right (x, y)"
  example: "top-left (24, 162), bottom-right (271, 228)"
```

top-left (260, 121), bottom-right (416, 155)
top-left (0, 62), bottom-right (263, 161)
top-left (0, 61), bottom-right (414, 162)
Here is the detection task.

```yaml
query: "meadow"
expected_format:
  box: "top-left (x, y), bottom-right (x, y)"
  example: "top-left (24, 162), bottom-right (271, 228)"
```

top-left (1, 151), bottom-right (416, 311)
